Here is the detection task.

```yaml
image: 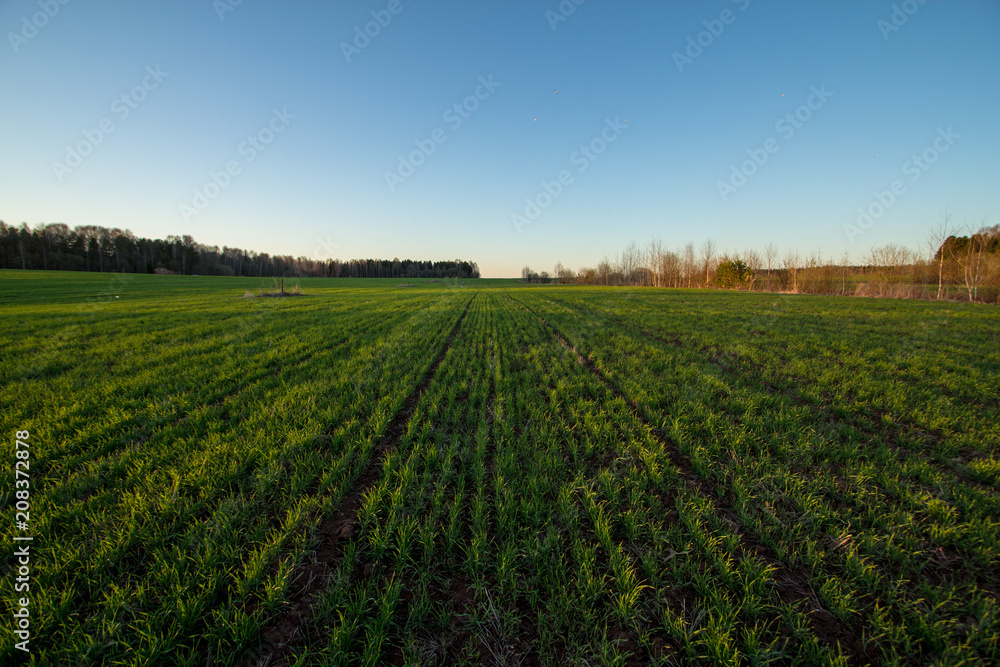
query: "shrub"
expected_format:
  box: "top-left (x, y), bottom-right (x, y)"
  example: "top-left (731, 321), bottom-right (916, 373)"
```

top-left (715, 259), bottom-right (754, 289)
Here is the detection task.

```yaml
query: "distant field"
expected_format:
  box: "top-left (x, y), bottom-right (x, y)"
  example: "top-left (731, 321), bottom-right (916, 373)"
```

top-left (2, 271), bottom-right (998, 665)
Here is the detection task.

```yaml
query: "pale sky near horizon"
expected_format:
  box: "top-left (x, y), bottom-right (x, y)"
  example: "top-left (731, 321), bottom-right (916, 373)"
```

top-left (2, 0), bottom-right (998, 277)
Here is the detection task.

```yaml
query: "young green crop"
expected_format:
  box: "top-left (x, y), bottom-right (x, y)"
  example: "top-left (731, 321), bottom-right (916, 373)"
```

top-left (2, 273), bottom-right (997, 665)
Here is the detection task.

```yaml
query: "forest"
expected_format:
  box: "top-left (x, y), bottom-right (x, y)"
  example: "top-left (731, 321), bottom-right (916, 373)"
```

top-left (0, 221), bottom-right (480, 280)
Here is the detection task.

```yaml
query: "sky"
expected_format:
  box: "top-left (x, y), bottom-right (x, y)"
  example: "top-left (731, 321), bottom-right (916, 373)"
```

top-left (1, 0), bottom-right (998, 278)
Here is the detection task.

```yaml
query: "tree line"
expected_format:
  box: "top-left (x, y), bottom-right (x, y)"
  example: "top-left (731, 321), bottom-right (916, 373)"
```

top-left (524, 217), bottom-right (1000, 304)
top-left (0, 221), bottom-right (479, 279)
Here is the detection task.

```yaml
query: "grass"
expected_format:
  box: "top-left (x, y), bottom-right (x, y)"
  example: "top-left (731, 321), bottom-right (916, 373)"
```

top-left (1, 271), bottom-right (998, 665)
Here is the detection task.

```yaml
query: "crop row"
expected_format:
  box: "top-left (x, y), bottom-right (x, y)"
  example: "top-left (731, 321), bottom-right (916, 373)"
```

top-left (3, 284), bottom-right (996, 664)
top-left (255, 293), bottom-right (884, 664)
top-left (517, 289), bottom-right (999, 664)
top-left (0, 289), bottom-right (471, 663)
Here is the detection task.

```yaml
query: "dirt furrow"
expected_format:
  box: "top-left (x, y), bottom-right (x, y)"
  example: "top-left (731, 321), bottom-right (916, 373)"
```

top-left (506, 295), bottom-right (866, 664)
top-left (239, 296), bottom-right (475, 667)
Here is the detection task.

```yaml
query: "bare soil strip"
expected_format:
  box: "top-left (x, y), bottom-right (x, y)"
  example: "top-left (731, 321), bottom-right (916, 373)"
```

top-left (241, 296), bottom-right (475, 667)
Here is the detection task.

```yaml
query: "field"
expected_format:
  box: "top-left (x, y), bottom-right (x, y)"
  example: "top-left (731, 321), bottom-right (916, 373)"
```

top-left (2, 271), bottom-right (999, 666)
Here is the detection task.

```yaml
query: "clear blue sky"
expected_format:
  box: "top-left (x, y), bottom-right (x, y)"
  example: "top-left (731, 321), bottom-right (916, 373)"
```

top-left (2, 0), bottom-right (998, 277)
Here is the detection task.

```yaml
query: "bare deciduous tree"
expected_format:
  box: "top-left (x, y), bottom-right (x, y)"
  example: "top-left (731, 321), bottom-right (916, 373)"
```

top-left (840, 251), bottom-right (850, 295)
top-left (783, 248), bottom-right (800, 293)
top-left (763, 243), bottom-right (778, 291)
top-left (620, 242), bottom-right (641, 287)
top-left (743, 247), bottom-right (762, 290)
top-left (597, 257), bottom-right (611, 286)
top-left (928, 210), bottom-right (953, 300)
top-left (647, 237), bottom-right (663, 287)
top-left (959, 222), bottom-right (989, 301)
top-left (683, 243), bottom-right (695, 288)
top-left (700, 239), bottom-right (715, 287)
top-left (863, 243), bottom-right (913, 296)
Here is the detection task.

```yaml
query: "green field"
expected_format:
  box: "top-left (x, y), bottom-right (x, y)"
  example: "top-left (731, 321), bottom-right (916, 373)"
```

top-left (2, 271), bottom-right (999, 666)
